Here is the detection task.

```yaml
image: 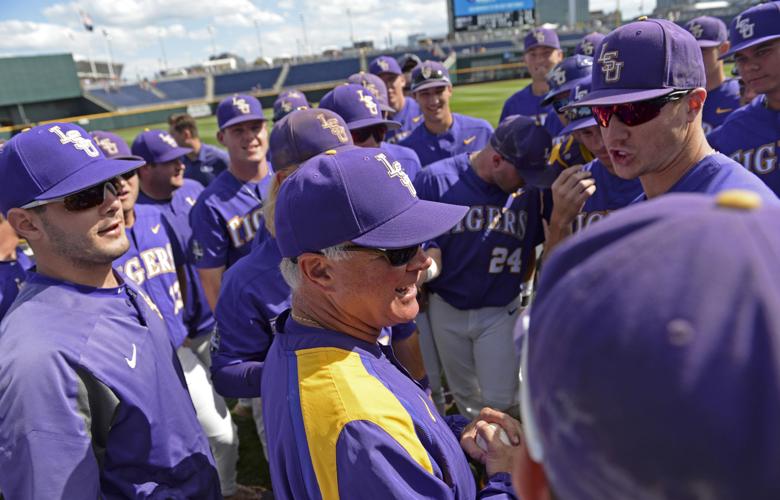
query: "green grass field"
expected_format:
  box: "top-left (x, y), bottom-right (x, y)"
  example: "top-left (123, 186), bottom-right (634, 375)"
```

top-left (110, 78), bottom-right (526, 491)
top-left (111, 78), bottom-right (530, 145)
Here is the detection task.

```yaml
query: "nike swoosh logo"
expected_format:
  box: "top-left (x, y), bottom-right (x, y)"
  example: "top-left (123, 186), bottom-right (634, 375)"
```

top-left (716, 107), bottom-right (733, 114)
top-left (412, 115), bottom-right (423, 123)
top-left (125, 343), bottom-right (137, 369)
top-left (463, 136), bottom-right (477, 145)
top-left (151, 224), bottom-right (161, 234)
top-left (508, 307), bottom-right (518, 315)
top-left (186, 196), bottom-right (196, 206)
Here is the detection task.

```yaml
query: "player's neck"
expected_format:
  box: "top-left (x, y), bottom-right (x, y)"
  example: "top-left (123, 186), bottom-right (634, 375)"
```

top-left (706, 67), bottom-right (725, 92)
top-left (640, 130), bottom-right (714, 199)
top-left (395, 94), bottom-right (406, 112)
top-left (291, 295), bottom-right (381, 343)
top-left (139, 183), bottom-right (175, 202)
top-left (423, 112), bottom-right (454, 135)
top-left (470, 149), bottom-right (494, 184)
top-left (766, 88), bottom-right (780, 111)
top-left (36, 255), bottom-right (119, 289)
top-left (123, 208), bottom-right (136, 228)
top-left (230, 158), bottom-right (269, 183)
top-left (531, 80), bottom-right (549, 96)
top-left (186, 139), bottom-right (202, 160)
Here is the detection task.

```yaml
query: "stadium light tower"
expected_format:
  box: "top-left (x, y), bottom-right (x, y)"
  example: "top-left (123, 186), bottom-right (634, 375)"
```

top-left (102, 29), bottom-right (116, 81)
top-left (253, 19), bottom-right (264, 59)
top-left (207, 25), bottom-right (217, 57)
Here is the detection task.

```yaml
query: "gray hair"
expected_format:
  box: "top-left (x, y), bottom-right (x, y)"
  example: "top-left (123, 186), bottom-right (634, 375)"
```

top-left (279, 244), bottom-right (350, 290)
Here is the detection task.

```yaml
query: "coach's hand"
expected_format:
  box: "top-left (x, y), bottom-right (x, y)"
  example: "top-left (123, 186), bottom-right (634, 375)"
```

top-left (550, 165), bottom-right (596, 227)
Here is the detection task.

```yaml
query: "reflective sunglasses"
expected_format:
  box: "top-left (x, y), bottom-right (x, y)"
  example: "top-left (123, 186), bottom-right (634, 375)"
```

top-left (351, 125), bottom-right (386, 144)
top-left (342, 244), bottom-right (421, 267)
top-left (565, 105), bottom-right (594, 122)
top-left (551, 97), bottom-right (571, 114)
top-left (412, 68), bottom-right (447, 87)
top-left (591, 90), bottom-right (691, 128)
top-left (22, 177), bottom-right (122, 211)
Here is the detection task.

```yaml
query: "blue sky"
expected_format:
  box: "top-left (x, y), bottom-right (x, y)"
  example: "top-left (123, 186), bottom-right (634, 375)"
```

top-left (0, 0), bottom-right (653, 81)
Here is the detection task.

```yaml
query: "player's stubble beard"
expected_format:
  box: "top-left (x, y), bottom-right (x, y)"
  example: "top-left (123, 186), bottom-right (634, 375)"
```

top-left (39, 210), bottom-right (130, 268)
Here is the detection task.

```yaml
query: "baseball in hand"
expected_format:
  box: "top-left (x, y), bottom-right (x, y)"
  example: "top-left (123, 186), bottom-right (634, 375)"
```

top-left (476, 423), bottom-right (512, 451)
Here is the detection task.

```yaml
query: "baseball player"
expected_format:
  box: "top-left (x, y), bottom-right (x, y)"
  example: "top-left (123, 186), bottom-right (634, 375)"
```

top-left (545, 79), bottom-right (643, 253)
top-left (574, 32), bottom-right (605, 57)
top-left (400, 61), bottom-right (493, 166)
top-left (168, 112), bottom-right (230, 186)
top-left (683, 16), bottom-right (741, 133)
top-left (189, 94), bottom-right (272, 311)
top-left (567, 18), bottom-right (777, 202)
top-left (319, 83), bottom-right (422, 180)
top-left (347, 72), bottom-right (395, 116)
top-left (272, 89), bottom-right (310, 122)
top-left (0, 214), bottom-right (32, 320)
top-left (499, 28), bottom-right (563, 123)
top-left (264, 146), bottom-right (521, 499)
top-left (517, 190), bottom-right (780, 500)
top-left (413, 115), bottom-right (551, 419)
top-left (540, 55), bottom-right (593, 139)
top-left (706, 2), bottom-right (780, 197)
top-left (369, 55), bottom-right (423, 143)
top-left (0, 123), bottom-right (220, 498)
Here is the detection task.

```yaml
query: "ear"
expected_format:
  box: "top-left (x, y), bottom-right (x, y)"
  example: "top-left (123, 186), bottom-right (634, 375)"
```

top-left (216, 130), bottom-right (225, 147)
top-left (183, 129), bottom-right (193, 141)
top-left (686, 88), bottom-right (707, 120)
top-left (297, 254), bottom-right (337, 292)
top-left (7, 208), bottom-right (45, 243)
top-left (718, 40), bottom-right (731, 57)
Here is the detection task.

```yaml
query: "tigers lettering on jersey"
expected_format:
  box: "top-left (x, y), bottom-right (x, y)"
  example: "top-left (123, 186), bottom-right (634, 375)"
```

top-left (729, 142), bottom-right (779, 176)
top-left (450, 205), bottom-right (528, 241)
top-left (574, 210), bottom-right (610, 232)
top-left (226, 206), bottom-right (265, 249)
top-left (118, 243), bottom-right (177, 286)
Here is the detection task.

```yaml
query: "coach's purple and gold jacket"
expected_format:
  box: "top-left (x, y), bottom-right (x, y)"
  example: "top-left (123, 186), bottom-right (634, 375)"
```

top-left (262, 312), bottom-right (516, 500)
top-left (0, 272), bottom-right (219, 498)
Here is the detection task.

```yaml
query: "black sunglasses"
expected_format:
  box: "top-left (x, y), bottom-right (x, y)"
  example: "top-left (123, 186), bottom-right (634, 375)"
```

top-left (22, 177), bottom-right (122, 212)
top-left (342, 244), bottom-right (421, 267)
top-left (351, 125), bottom-right (386, 144)
top-left (413, 68), bottom-right (447, 87)
top-left (552, 97), bottom-right (571, 114)
top-left (591, 90), bottom-right (692, 128)
top-left (120, 169), bottom-right (138, 180)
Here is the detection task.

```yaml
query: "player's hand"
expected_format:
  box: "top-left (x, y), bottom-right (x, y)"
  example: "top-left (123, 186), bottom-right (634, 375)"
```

top-left (460, 407), bottom-right (522, 464)
top-left (550, 165), bottom-right (596, 226)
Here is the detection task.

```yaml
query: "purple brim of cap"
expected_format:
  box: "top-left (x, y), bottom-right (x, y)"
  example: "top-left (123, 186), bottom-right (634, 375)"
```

top-left (156, 146), bottom-right (192, 164)
top-left (36, 157), bottom-right (146, 201)
top-left (379, 102), bottom-right (395, 113)
top-left (412, 80), bottom-right (451, 93)
top-left (351, 198), bottom-right (468, 249)
top-left (696, 39), bottom-right (723, 48)
top-left (518, 164), bottom-right (564, 189)
top-left (220, 113), bottom-right (266, 130)
top-left (567, 87), bottom-right (675, 107)
top-left (560, 116), bottom-right (598, 135)
top-left (542, 78), bottom-right (588, 105)
top-left (722, 34), bottom-right (780, 59)
top-left (346, 117), bottom-right (401, 131)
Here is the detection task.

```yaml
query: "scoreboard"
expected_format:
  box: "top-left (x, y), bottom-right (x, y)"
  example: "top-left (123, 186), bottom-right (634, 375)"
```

top-left (451, 0), bottom-right (535, 31)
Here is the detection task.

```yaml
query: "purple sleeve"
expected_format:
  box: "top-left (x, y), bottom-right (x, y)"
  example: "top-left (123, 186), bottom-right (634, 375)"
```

top-left (390, 320), bottom-right (416, 342)
top-left (479, 473), bottom-right (518, 499)
top-left (188, 198), bottom-right (228, 269)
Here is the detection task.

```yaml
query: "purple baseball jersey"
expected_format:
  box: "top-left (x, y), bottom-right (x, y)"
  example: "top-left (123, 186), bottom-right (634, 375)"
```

top-left (381, 141), bottom-right (422, 180)
top-left (400, 113), bottom-right (494, 167)
top-left (701, 78), bottom-right (741, 134)
top-left (114, 204), bottom-right (187, 347)
top-left (0, 272), bottom-right (219, 498)
top-left (182, 143), bottom-right (229, 187)
top-left (211, 235), bottom-right (291, 398)
top-left (0, 249), bottom-right (32, 320)
top-left (414, 153), bottom-right (546, 309)
top-left (574, 159), bottom-right (644, 232)
top-left (189, 170), bottom-right (271, 269)
top-left (707, 95), bottom-right (780, 196)
top-left (631, 152), bottom-right (779, 203)
top-left (261, 312), bottom-right (516, 499)
top-left (385, 97), bottom-right (423, 144)
top-left (544, 110), bottom-right (564, 138)
top-left (499, 85), bottom-right (553, 124)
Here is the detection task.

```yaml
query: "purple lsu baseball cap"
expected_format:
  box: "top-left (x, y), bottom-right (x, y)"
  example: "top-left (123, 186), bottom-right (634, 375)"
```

top-left (542, 55), bottom-right (593, 104)
top-left (269, 108), bottom-right (354, 170)
top-left (91, 130), bottom-right (142, 161)
top-left (131, 129), bottom-right (192, 164)
top-left (575, 32), bottom-right (606, 56)
top-left (410, 61), bottom-right (451, 93)
top-left (369, 55), bottom-right (402, 76)
top-left (722, 1), bottom-right (780, 59)
top-left (491, 115), bottom-right (555, 188)
top-left (347, 72), bottom-right (394, 113)
top-left (217, 94), bottom-right (266, 130)
top-left (275, 147), bottom-right (468, 257)
top-left (684, 16), bottom-right (728, 48)
top-left (559, 77), bottom-right (598, 135)
top-left (0, 123), bottom-right (144, 214)
top-left (524, 190), bottom-right (780, 499)
top-left (524, 27), bottom-right (561, 51)
top-left (571, 18), bottom-right (705, 106)
top-left (318, 84), bottom-right (400, 131)
top-left (273, 90), bottom-right (310, 122)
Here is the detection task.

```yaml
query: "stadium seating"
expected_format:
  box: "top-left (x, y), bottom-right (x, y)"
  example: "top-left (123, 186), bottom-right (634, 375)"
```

top-left (88, 85), bottom-right (165, 108)
top-left (284, 58), bottom-right (361, 86)
top-left (156, 77), bottom-right (205, 100)
top-left (214, 68), bottom-right (281, 95)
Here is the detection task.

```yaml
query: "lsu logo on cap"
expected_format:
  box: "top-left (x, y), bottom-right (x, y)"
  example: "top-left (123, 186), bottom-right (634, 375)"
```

top-left (734, 15), bottom-right (755, 39)
top-left (375, 153), bottom-right (416, 197)
top-left (378, 59), bottom-right (390, 71)
top-left (49, 125), bottom-right (99, 158)
top-left (421, 65), bottom-right (432, 79)
top-left (282, 100), bottom-right (293, 113)
top-left (356, 90), bottom-right (378, 116)
top-left (232, 96), bottom-right (250, 114)
top-left (689, 22), bottom-right (704, 39)
top-left (287, 91), bottom-right (302, 98)
top-left (598, 44), bottom-right (624, 83)
top-left (581, 40), bottom-right (595, 55)
top-left (574, 83), bottom-right (589, 101)
top-left (95, 137), bottom-right (118, 156)
top-left (534, 30), bottom-right (546, 44)
top-left (159, 132), bottom-right (178, 148)
top-left (549, 66), bottom-right (567, 86)
top-left (316, 113), bottom-right (349, 143)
